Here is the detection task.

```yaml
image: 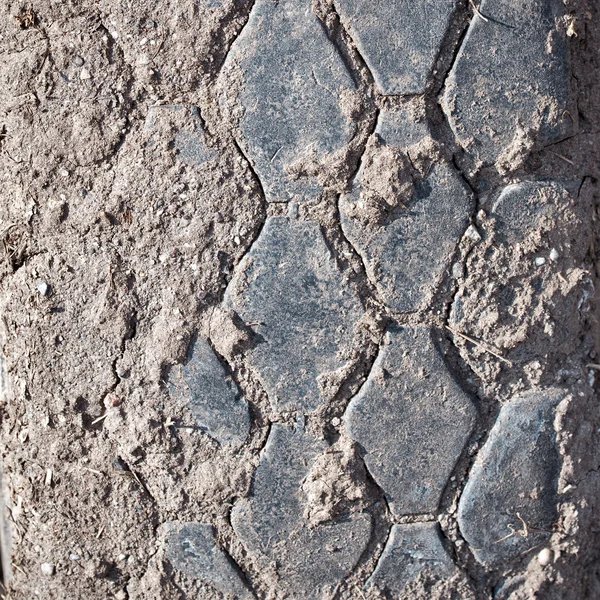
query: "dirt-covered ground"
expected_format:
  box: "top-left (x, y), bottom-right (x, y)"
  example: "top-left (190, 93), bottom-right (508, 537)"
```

top-left (0, 0), bottom-right (599, 599)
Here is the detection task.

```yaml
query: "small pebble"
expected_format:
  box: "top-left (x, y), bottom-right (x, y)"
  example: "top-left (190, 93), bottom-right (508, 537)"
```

top-left (69, 553), bottom-right (80, 561)
top-left (37, 281), bottom-right (50, 296)
top-left (538, 547), bottom-right (553, 566)
top-left (73, 56), bottom-right (84, 66)
top-left (451, 262), bottom-right (464, 279)
top-left (549, 248), bottom-right (559, 261)
top-left (103, 392), bottom-right (122, 408)
top-left (464, 224), bottom-right (482, 242)
top-left (40, 563), bottom-right (55, 576)
top-left (535, 257), bottom-right (546, 266)
top-left (79, 68), bottom-right (91, 80)
top-left (117, 553), bottom-right (127, 562)
top-left (331, 417), bottom-right (340, 427)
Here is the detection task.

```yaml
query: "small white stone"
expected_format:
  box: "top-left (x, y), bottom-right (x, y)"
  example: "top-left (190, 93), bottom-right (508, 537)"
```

top-left (549, 248), bottom-right (559, 261)
top-left (37, 281), bottom-right (49, 296)
top-left (538, 547), bottom-right (553, 566)
top-left (59, 169), bottom-right (69, 177)
top-left (535, 257), bottom-right (546, 266)
top-left (464, 224), bottom-right (481, 242)
top-left (69, 553), bottom-right (80, 561)
top-left (117, 553), bottom-right (127, 562)
top-left (331, 417), bottom-right (341, 427)
top-left (40, 563), bottom-right (55, 576)
top-left (451, 262), bottom-right (464, 279)
top-left (79, 68), bottom-right (91, 80)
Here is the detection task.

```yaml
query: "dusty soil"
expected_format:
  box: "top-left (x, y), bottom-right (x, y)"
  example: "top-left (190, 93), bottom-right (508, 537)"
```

top-left (0, 0), bottom-right (599, 599)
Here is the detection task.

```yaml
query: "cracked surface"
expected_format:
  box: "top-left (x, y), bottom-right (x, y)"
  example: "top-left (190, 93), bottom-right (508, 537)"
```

top-left (0, 0), bottom-right (599, 598)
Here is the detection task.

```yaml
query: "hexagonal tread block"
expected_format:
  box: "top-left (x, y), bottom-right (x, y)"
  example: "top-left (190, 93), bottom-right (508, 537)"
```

top-left (168, 337), bottom-right (250, 446)
top-left (442, 0), bottom-right (572, 167)
top-left (232, 424), bottom-right (371, 599)
top-left (367, 523), bottom-right (456, 596)
top-left (335, 0), bottom-right (456, 94)
top-left (344, 326), bottom-right (476, 516)
top-left (164, 522), bottom-right (253, 599)
top-left (458, 388), bottom-right (565, 566)
top-left (224, 216), bottom-right (363, 413)
top-left (221, 0), bottom-right (357, 203)
top-left (340, 107), bottom-right (473, 313)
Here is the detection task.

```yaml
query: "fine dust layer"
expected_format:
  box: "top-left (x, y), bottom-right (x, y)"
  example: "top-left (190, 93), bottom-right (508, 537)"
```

top-left (0, 0), bottom-right (600, 599)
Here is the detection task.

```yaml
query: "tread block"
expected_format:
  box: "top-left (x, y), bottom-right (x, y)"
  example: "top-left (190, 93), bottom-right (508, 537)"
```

top-left (344, 326), bottom-right (476, 516)
top-left (458, 388), bottom-right (565, 565)
top-left (442, 0), bottom-right (572, 167)
top-left (168, 337), bottom-right (250, 447)
top-left (165, 522), bottom-right (253, 599)
top-left (231, 425), bottom-right (371, 598)
top-left (340, 106), bottom-right (473, 313)
top-left (335, 0), bottom-right (455, 94)
top-left (221, 0), bottom-right (357, 203)
top-left (367, 523), bottom-right (456, 595)
top-left (145, 105), bottom-right (216, 166)
top-left (224, 216), bottom-right (363, 413)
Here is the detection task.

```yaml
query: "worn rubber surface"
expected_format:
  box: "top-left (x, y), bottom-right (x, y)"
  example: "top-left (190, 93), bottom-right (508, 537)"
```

top-left (1, 0), bottom-right (600, 598)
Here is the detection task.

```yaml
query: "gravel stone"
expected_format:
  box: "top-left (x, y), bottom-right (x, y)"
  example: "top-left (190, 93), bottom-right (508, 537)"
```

top-left (344, 326), bottom-right (476, 515)
top-left (458, 388), bottom-right (566, 565)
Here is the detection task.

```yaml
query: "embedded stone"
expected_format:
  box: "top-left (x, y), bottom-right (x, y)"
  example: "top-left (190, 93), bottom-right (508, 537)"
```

top-left (232, 424), bottom-right (371, 599)
top-left (164, 522), bottom-right (252, 599)
top-left (221, 0), bottom-right (357, 203)
top-left (442, 0), bottom-right (572, 167)
top-left (340, 108), bottom-right (473, 313)
top-left (344, 326), bottom-right (476, 516)
top-left (145, 104), bottom-right (216, 166)
top-left (335, 0), bottom-right (455, 94)
top-left (224, 216), bottom-right (363, 413)
top-left (489, 180), bottom-right (580, 246)
top-left (168, 337), bottom-right (250, 446)
top-left (367, 523), bottom-right (456, 595)
top-left (458, 389), bottom-right (565, 566)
